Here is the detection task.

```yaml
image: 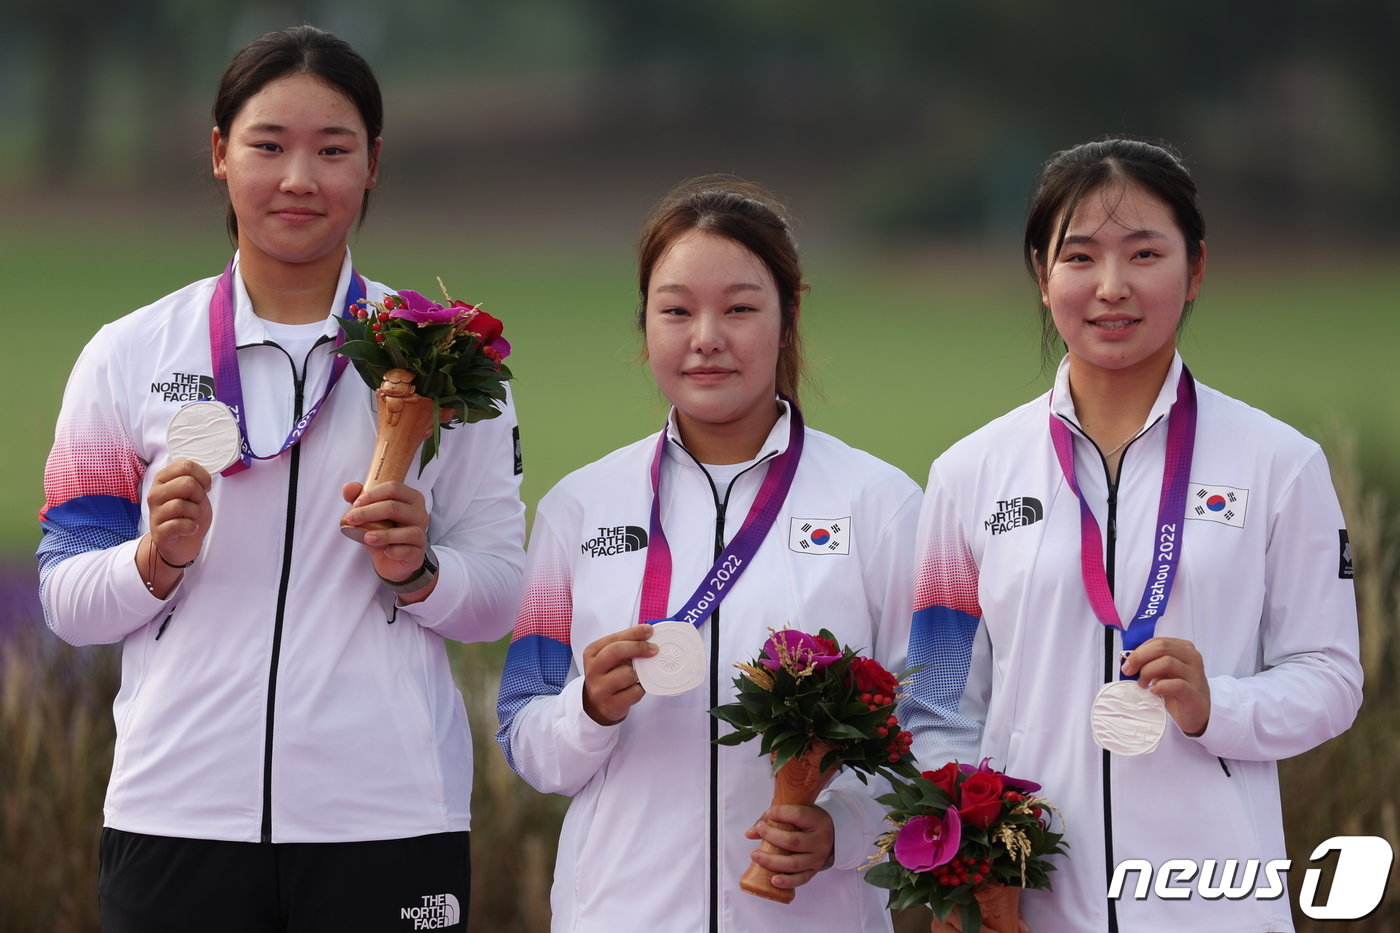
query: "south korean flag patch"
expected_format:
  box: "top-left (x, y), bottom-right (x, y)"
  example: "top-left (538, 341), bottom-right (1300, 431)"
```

top-left (789, 517), bottom-right (850, 555)
top-left (1187, 483), bottom-right (1249, 528)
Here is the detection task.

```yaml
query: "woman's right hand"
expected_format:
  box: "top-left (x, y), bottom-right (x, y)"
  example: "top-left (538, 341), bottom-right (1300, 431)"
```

top-left (139, 460), bottom-right (213, 597)
top-left (581, 624), bottom-right (659, 726)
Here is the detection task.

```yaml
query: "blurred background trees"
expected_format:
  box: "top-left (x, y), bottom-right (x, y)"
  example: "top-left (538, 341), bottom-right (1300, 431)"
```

top-left (5, 0), bottom-right (1397, 244)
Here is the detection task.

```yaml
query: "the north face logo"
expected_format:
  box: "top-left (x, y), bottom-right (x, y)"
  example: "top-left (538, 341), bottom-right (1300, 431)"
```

top-left (985, 496), bottom-right (1044, 535)
top-left (151, 372), bottom-right (215, 403)
top-left (581, 525), bottom-right (648, 558)
top-left (400, 892), bottom-right (460, 928)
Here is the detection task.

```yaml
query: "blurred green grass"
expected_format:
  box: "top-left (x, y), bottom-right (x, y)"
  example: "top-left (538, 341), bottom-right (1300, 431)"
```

top-left (4, 222), bottom-right (1399, 554)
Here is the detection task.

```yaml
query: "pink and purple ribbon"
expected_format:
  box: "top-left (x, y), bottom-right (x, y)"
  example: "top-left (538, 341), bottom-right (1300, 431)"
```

top-left (1048, 368), bottom-right (1198, 667)
top-left (637, 399), bottom-right (804, 628)
top-left (207, 257), bottom-right (366, 476)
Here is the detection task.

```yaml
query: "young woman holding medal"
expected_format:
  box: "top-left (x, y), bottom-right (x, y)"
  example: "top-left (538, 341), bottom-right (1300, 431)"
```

top-left (36, 26), bottom-right (525, 931)
top-left (496, 178), bottom-right (921, 931)
top-left (903, 137), bottom-right (1362, 932)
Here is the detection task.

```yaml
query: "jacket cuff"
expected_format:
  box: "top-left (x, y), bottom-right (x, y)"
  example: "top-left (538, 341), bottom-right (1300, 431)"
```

top-left (121, 537), bottom-right (183, 609)
top-left (558, 676), bottom-right (623, 755)
top-left (1190, 675), bottom-right (1246, 756)
top-left (388, 547), bottom-right (465, 627)
top-left (818, 782), bottom-right (887, 871)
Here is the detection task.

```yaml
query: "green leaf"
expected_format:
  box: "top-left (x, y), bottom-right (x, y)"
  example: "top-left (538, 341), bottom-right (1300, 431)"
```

top-left (961, 899), bottom-right (981, 933)
top-left (822, 722), bottom-right (869, 741)
top-left (713, 732), bottom-right (752, 747)
top-left (863, 861), bottom-right (902, 890)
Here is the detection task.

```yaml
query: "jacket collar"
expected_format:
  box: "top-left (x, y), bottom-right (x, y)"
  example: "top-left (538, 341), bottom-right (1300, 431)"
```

top-left (662, 397), bottom-right (793, 468)
top-left (229, 249), bottom-right (356, 347)
top-left (1049, 352), bottom-right (1185, 436)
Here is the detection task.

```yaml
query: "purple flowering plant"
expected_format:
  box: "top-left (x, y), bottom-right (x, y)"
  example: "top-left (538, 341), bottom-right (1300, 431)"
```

top-left (864, 759), bottom-right (1067, 930)
top-left (709, 627), bottom-right (921, 783)
top-left (336, 279), bottom-right (512, 468)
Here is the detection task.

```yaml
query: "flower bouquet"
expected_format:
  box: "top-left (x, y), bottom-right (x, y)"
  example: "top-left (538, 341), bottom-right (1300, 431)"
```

top-left (710, 628), bottom-right (921, 903)
top-left (334, 282), bottom-right (511, 540)
top-left (864, 759), bottom-right (1067, 932)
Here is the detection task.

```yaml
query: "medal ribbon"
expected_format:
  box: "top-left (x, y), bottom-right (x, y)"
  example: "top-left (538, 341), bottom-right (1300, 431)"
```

top-left (1048, 368), bottom-right (1197, 669)
top-left (208, 257), bottom-right (365, 476)
top-left (637, 398), bottom-right (804, 628)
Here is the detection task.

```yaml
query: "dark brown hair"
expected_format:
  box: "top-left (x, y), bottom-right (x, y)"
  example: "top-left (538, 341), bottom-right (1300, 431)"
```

top-left (1024, 137), bottom-right (1206, 365)
top-left (636, 175), bottom-right (807, 404)
top-left (213, 25), bottom-right (383, 241)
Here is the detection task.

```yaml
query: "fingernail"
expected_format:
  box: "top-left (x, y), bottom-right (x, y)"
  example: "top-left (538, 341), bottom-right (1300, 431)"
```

top-left (364, 533), bottom-right (380, 545)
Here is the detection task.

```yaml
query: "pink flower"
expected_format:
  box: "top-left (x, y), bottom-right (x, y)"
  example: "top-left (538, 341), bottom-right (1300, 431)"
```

top-left (486, 335), bottom-right (511, 361)
top-left (758, 629), bottom-right (842, 672)
top-left (387, 289), bottom-right (470, 325)
top-left (894, 809), bottom-right (962, 872)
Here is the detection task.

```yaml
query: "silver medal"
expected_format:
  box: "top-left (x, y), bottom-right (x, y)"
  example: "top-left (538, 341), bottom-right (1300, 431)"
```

top-left (1091, 679), bottom-right (1169, 756)
top-left (167, 400), bottom-right (242, 474)
top-left (633, 620), bottom-right (706, 697)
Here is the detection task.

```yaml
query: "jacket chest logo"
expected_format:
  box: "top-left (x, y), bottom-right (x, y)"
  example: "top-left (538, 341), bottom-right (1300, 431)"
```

top-left (985, 496), bottom-right (1044, 535)
top-left (1187, 484), bottom-right (1249, 528)
top-left (581, 525), bottom-right (648, 558)
top-left (150, 372), bottom-right (215, 403)
top-left (789, 517), bottom-right (850, 554)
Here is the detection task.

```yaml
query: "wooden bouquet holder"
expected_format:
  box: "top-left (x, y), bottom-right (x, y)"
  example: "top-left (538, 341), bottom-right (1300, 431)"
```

top-left (739, 741), bottom-right (839, 904)
top-left (931, 881), bottom-right (1022, 933)
top-left (972, 881), bottom-right (1022, 933)
top-left (340, 368), bottom-right (436, 542)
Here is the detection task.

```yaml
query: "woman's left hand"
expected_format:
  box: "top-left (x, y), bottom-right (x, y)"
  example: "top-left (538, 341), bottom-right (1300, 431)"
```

top-left (744, 804), bottom-right (835, 890)
top-left (341, 481), bottom-right (433, 596)
top-left (1122, 637), bottom-right (1211, 736)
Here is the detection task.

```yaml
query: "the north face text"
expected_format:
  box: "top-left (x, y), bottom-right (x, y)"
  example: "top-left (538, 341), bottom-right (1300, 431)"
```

top-left (581, 525), bottom-right (648, 557)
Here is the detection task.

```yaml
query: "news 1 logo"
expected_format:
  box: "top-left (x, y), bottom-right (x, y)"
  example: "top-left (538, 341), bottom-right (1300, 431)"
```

top-left (1108, 836), bottom-right (1393, 920)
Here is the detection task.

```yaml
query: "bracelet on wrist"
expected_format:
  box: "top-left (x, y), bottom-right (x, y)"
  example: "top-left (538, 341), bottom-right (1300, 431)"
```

top-left (156, 549), bottom-right (197, 570)
top-left (378, 547), bottom-right (439, 595)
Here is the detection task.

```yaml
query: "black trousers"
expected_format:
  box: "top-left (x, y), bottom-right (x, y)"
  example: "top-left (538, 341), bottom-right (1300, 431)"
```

top-left (99, 827), bottom-right (470, 932)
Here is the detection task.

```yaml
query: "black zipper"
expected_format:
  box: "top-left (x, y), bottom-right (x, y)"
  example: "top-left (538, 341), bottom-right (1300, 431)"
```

top-left (1064, 413), bottom-right (1160, 932)
top-left (709, 492), bottom-right (725, 933)
top-left (673, 442), bottom-right (776, 933)
top-left (256, 337), bottom-right (326, 844)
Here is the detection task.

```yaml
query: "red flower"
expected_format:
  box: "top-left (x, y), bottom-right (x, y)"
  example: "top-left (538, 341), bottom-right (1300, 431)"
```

top-left (850, 657), bottom-right (898, 700)
top-left (814, 634), bottom-right (840, 657)
top-left (957, 771), bottom-right (1005, 828)
top-left (466, 309), bottom-right (505, 345)
top-left (922, 762), bottom-right (962, 801)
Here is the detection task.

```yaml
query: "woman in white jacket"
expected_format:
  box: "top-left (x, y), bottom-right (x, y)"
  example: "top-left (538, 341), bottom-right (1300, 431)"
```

top-left (904, 137), bottom-right (1362, 932)
top-left (38, 26), bottom-right (524, 932)
top-left (497, 177), bottom-right (921, 932)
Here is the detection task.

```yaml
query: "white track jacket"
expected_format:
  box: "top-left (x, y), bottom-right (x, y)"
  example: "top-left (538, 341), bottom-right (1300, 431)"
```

top-left (905, 354), bottom-right (1362, 932)
top-left (38, 253), bottom-right (525, 844)
top-left (497, 404), bottom-right (921, 932)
